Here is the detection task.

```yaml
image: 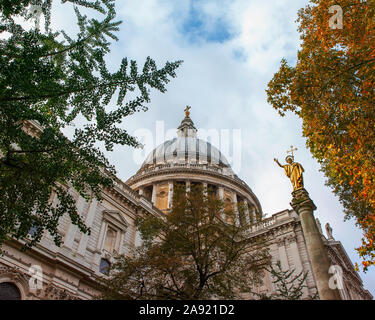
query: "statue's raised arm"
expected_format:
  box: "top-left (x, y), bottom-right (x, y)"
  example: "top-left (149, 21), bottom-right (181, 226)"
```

top-left (274, 158), bottom-right (283, 168)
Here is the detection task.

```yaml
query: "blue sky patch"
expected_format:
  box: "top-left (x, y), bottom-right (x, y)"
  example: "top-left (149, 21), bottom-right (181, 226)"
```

top-left (179, 3), bottom-right (233, 44)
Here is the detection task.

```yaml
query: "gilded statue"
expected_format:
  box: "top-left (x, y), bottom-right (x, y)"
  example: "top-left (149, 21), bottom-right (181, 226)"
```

top-left (274, 146), bottom-right (304, 191)
top-left (184, 106), bottom-right (191, 118)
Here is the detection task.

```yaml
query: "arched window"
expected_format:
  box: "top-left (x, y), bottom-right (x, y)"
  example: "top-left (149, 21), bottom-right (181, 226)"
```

top-left (99, 258), bottom-right (111, 275)
top-left (0, 282), bottom-right (21, 300)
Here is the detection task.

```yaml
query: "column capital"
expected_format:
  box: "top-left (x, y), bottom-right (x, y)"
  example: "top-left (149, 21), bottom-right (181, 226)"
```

top-left (290, 188), bottom-right (317, 213)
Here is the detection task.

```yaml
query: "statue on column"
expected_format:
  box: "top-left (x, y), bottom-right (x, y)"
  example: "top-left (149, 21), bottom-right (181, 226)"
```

top-left (274, 146), bottom-right (304, 191)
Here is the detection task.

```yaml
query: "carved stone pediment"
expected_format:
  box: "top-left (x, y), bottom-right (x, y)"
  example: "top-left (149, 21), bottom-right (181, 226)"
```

top-left (102, 210), bottom-right (129, 232)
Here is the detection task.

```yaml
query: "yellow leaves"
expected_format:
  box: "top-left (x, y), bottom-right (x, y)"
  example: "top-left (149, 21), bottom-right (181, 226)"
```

top-left (267, 0), bottom-right (375, 271)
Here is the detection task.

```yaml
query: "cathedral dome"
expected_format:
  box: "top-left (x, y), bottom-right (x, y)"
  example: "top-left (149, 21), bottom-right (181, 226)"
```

top-left (127, 107), bottom-right (262, 219)
top-left (141, 136), bottom-right (232, 169)
top-left (141, 109), bottom-right (232, 172)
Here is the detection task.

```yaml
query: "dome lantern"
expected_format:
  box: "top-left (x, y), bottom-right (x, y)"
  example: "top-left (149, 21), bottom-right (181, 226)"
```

top-left (177, 106), bottom-right (197, 138)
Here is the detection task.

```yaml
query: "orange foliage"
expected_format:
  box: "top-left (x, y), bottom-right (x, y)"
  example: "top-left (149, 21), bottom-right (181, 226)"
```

top-left (267, 0), bottom-right (375, 271)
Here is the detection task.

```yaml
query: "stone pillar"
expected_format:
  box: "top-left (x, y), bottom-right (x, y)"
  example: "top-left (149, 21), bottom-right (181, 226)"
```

top-left (290, 188), bottom-right (341, 300)
top-left (186, 181), bottom-right (191, 192)
top-left (233, 193), bottom-right (240, 226)
top-left (218, 187), bottom-right (224, 219)
top-left (218, 187), bottom-right (224, 200)
top-left (287, 235), bottom-right (309, 297)
top-left (243, 200), bottom-right (250, 226)
top-left (151, 184), bottom-right (157, 205)
top-left (249, 205), bottom-right (256, 224)
top-left (167, 181), bottom-right (173, 209)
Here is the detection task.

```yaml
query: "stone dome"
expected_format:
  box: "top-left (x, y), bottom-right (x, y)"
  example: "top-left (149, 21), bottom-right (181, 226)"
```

top-left (140, 112), bottom-right (234, 174)
top-left (142, 136), bottom-right (232, 169)
top-left (127, 108), bottom-right (263, 219)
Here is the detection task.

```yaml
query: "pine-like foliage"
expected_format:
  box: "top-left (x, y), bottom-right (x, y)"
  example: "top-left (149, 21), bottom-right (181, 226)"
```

top-left (0, 0), bottom-right (182, 249)
top-left (253, 260), bottom-right (318, 300)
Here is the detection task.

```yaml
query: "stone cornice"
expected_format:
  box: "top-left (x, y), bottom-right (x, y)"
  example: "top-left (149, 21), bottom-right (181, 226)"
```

top-left (103, 177), bottom-right (164, 219)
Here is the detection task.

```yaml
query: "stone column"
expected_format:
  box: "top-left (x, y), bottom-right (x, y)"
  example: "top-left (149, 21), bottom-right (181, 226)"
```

top-left (218, 187), bottom-right (224, 219)
top-left (290, 188), bottom-right (341, 300)
top-left (243, 200), bottom-right (250, 226)
top-left (249, 205), bottom-right (256, 224)
top-left (167, 181), bottom-right (173, 209)
top-left (233, 193), bottom-right (240, 226)
top-left (151, 184), bottom-right (157, 205)
top-left (218, 187), bottom-right (224, 200)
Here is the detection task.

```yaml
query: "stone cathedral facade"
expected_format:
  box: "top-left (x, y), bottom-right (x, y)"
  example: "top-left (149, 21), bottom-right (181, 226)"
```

top-left (0, 114), bottom-right (372, 300)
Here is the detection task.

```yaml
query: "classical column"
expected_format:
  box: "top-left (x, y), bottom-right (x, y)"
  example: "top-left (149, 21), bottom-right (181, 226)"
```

top-left (186, 180), bottom-right (191, 192)
top-left (233, 193), bottom-right (240, 226)
top-left (167, 181), bottom-right (173, 209)
top-left (249, 205), bottom-right (256, 224)
top-left (218, 187), bottom-right (224, 219)
top-left (151, 184), bottom-right (157, 205)
top-left (218, 187), bottom-right (224, 200)
top-left (243, 200), bottom-right (250, 226)
top-left (291, 188), bottom-right (341, 300)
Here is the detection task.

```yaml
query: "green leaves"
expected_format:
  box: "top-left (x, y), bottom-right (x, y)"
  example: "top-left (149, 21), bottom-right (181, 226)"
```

top-left (0, 0), bottom-right (181, 249)
top-left (100, 184), bottom-right (270, 300)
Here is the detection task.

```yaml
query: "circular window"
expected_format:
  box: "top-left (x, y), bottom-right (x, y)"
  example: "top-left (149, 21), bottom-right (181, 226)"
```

top-left (0, 282), bottom-right (21, 300)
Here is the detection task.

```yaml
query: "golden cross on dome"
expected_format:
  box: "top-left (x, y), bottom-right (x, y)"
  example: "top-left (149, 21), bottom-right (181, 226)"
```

top-left (184, 106), bottom-right (191, 118)
top-left (286, 145), bottom-right (298, 159)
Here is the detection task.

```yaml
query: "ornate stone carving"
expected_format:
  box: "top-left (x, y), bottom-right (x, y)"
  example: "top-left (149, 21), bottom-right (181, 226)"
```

top-left (42, 284), bottom-right (80, 300)
top-left (290, 188), bottom-right (317, 213)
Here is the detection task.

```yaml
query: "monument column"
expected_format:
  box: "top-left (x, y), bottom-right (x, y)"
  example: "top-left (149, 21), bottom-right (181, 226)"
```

top-left (291, 188), bottom-right (341, 300)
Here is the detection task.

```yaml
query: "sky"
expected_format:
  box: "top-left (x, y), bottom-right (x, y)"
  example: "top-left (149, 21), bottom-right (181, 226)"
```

top-left (50, 0), bottom-right (374, 296)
